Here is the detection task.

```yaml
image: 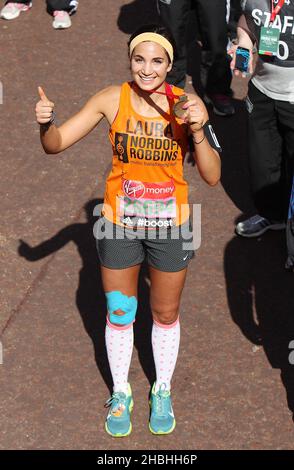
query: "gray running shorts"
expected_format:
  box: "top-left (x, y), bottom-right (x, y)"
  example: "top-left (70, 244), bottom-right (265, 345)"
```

top-left (95, 217), bottom-right (195, 272)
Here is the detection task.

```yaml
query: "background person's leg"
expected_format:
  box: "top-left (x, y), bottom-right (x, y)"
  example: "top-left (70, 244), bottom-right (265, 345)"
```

top-left (248, 83), bottom-right (285, 222)
top-left (46, 0), bottom-right (78, 14)
top-left (157, 0), bottom-right (190, 88)
top-left (286, 176), bottom-right (294, 270)
top-left (235, 82), bottom-right (287, 237)
top-left (196, 0), bottom-right (234, 116)
top-left (276, 100), bottom-right (294, 220)
top-left (196, 0), bottom-right (231, 96)
top-left (277, 100), bottom-right (294, 269)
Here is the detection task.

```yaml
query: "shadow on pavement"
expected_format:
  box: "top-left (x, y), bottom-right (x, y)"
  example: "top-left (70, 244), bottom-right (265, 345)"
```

top-left (224, 230), bottom-right (294, 420)
top-left (18, 198), bottom-right (156, 394)
top-left (117, 0), bottom-right (160, 34)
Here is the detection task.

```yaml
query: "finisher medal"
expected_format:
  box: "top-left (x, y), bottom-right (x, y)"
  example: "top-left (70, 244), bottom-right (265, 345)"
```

top-left (173, 95), bottom-right (188, 118)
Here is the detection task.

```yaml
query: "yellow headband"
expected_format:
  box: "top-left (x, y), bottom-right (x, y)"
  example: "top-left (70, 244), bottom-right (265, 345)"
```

top-left (129, 32), bottom-right (174, 64)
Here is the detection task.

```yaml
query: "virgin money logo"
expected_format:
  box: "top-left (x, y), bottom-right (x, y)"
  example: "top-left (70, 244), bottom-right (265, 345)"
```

top-left (145, 180), bottom-right (175, 199)
top-left (123, 179), bottom-right (145, 199)
top-left (122, 179), bottom-right (175, 200)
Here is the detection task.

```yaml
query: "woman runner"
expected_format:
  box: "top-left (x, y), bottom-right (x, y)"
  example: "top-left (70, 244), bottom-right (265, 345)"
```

top-left (35, 24), bottom-right (221, 437)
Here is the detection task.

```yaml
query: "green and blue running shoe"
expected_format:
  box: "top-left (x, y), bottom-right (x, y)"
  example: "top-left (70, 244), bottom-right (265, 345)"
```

top-left (149, 383), bottom-right (176, 435)
top-left (104, 384), bottom-right (133, 437)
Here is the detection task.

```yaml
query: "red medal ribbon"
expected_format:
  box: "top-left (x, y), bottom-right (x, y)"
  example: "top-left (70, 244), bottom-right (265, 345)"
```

top-left (150, 82), bottom-right (184, 101)
top-left (270, 0), bottom-right (285, 23)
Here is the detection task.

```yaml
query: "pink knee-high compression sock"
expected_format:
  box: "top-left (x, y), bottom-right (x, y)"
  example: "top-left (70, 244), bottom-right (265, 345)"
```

top-left (105, 316), bottom-right (134, 394)
top-left (151, 317), bottom-right (180, 393)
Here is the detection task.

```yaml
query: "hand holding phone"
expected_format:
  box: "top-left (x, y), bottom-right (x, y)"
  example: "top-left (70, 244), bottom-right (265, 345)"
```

top-left (234, 46), bottom-right (250, 74)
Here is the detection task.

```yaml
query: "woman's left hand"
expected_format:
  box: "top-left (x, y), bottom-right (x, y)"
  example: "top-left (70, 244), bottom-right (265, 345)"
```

top-left (182, 99), bottom-right (205, 133)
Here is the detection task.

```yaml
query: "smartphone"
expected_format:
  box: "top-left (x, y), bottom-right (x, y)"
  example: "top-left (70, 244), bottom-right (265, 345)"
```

top-left (234, 46), bottom-right (250, 74)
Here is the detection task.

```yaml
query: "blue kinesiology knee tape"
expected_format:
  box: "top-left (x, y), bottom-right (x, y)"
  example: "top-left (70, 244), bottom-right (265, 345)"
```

top-left (105, 291), bottom-right (138, 326)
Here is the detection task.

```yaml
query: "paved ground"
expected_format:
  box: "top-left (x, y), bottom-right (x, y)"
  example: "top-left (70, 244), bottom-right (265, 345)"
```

top-left (1, 0), bottom-right (294, 450)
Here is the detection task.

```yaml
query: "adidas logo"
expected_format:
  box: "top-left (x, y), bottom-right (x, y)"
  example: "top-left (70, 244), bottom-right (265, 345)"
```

top-left (122, 217), bottom-right (133, 226)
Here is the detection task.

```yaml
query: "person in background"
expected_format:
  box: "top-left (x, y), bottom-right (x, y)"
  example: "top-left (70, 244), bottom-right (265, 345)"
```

top-left (0, 0), bottom-right (78, 29)
top-left (157, 0), bottom-right (235, 116)
top-left (230, 0), bottom-right (294, 242)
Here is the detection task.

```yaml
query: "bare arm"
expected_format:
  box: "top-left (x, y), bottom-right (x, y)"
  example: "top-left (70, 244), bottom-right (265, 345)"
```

top-left (36, 86), bottom-right (120, 154)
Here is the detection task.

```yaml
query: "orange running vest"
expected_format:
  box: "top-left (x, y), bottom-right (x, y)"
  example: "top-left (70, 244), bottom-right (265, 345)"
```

top-left (102, 81), bottom-right (190, 229)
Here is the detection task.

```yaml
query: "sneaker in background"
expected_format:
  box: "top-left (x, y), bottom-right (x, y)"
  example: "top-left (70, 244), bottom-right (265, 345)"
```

top-left (0, 2), bottom-right (32, 20)
top-left (236, 214), bottom-right (286, 238)
top-left (52, 10), bottom-right (71, 29)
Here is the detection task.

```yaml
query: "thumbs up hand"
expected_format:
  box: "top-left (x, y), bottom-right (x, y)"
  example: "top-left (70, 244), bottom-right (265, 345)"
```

top-left (35, 86), bottom-right (55, 124)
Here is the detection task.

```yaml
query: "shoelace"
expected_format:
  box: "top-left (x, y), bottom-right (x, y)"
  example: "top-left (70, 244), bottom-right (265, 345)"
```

top-left (153, 385), bottom-right (170, 417)
top-left (246, 215), bottom-right (266, 225)
top-left (105, 391), bottom-right (127, 413)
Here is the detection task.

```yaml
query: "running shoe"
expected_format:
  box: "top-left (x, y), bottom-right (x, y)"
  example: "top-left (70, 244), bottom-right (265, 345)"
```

top-left (52, 10), bottom-right (71, 29)
top-left (104, 383), bottom-right (133, 437)
top-left (149, 383), bottom-right (176, 435)
top-left (235, 214), bottom-right (286, 238)
top-left (0, 2), bottom-right (32, 20)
